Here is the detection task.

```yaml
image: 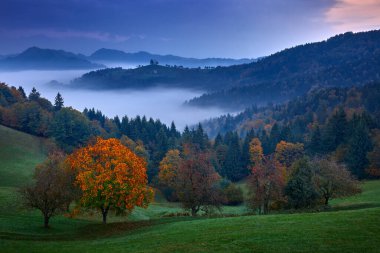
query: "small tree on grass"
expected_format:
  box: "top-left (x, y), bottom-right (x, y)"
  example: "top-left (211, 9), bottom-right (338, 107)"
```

top-left (313, 158), bottom-right (361, 206)
top-left (158, 149), bottom-right (182, 201)
top-left (247, 138), bottom-right (285, 214)
top-left (285, 158), bottom-right (320, 209)
top-left (67, 138), bottom-right (153, 224)
top-left (20, 152), bottom-right (74, 228)
top-left (158, 146), bottom-right (222, 216)
top-left (176, 150), bottom-right (222, 215)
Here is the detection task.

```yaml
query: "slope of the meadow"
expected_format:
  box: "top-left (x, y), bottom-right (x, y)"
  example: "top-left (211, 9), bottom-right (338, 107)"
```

top-left (0, 124), bottom-right (379, 253)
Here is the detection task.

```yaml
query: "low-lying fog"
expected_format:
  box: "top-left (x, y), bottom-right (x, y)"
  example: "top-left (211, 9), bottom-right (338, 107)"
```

top-left (0, 69), bottom-right (231, 130)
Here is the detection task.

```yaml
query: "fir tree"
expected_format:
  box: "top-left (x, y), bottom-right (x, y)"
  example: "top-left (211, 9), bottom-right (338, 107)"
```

top-left (18, 86), bottom-right (26, 99)
top-left (309, 125), bottom-right (322, 154)
top-left (345, 117), bottom-right (373, 179)
top-left (54, 92), bottom-right (64, 110)
top-left (223, 133), bottom-right (245, 181)
top-left (323, 108), bottom-right (347, 152)
top-left (214, 133), bottom-right (223, 148)
top-left (28, 87), bottom-right (40, 101)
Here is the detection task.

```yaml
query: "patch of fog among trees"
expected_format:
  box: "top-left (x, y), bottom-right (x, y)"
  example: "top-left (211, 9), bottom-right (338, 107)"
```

top-left (0, 70), bottom-right (231, 129)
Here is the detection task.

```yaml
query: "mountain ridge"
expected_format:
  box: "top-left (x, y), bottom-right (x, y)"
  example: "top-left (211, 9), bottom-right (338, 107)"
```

top-left (0, 47), bottom-right (254, 71)
top-left (0, 47), bottom-right (104, 70)
top-left (72, 30), bottom-right (380, 109)
top-left (89, 48), bottom-right (254, 67)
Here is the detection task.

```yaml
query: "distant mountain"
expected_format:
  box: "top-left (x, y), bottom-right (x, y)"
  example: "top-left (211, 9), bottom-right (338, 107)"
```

top-left (89, 48), bottom-right (254, 67)
top-left (71, 65), bottom-right (234, 91)
top-left (72, 30), bottom-right (380, 110)
top-left (188, 30), bottom-right (380, 109)
top-left (0, 47), bottom-right (104, 70)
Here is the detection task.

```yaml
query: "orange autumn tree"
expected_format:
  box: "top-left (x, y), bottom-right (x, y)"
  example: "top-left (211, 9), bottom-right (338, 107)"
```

top-left (67, 137), bottom-right (153, 224)
top-left (274, 141), bottom-right (304, 180)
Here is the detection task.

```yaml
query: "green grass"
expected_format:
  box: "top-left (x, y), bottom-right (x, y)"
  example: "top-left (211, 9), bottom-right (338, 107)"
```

top-left (330, 181), bottom-right (380, 210)
top-left (0, 124), bottom-right (380, 252)
top-left (1, 205), bottom-right (379, 252)
top-left (0, 125), bottom-right (48, 187)
top-left (1, 180), bottom-right (378, 253)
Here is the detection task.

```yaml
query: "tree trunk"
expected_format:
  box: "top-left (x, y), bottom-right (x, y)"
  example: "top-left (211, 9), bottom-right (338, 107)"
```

top-left (324, 196), bottom-right (329, 206)
top-left (191, 206), bottom-right (198, 216)
top-left (264, 198), bottom-right (269, 215)
top-left (101, 206), bottom-right (109, 224)
top-left (44, 215), bottom-right (50, 228)
top-left (260, 203), bottom-right (265, 215)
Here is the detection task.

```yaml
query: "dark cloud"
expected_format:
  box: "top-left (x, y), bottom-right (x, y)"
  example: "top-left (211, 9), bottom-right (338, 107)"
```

top-left (0, 0), bottom-right (357, 58)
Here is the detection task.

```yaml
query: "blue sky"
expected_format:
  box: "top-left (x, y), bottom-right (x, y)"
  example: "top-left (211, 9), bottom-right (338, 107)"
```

top-left (0, 0), bottom-right (379, 58)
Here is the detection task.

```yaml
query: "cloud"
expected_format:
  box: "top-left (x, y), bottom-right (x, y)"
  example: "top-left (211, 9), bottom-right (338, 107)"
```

top-left (3, 29), bottom-right (131, 42)
top-left (325, 0), bottom-right (380, 32)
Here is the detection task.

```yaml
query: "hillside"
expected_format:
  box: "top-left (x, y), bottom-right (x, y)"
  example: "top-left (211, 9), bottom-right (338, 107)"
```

top-left (71, 65), bottom-right (238, 90)
top-left (0, 125), bottom-right (48, 187)
top-left (188, 30), bottom-right (380, 109)
top-left (202, 81), bottom-right (380, 138)
top-left (72, 30), bottom-right (380, 109)
top-left (0, 47), bottom-right (104, 70)
top-left (89, 48), bottom-right (253, 67)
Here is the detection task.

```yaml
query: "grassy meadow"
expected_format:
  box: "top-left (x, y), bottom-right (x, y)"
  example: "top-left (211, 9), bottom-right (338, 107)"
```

top-left (0, 125), bottom-right (379, 253)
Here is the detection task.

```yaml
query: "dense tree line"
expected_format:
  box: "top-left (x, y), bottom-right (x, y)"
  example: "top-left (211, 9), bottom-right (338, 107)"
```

top-left (2, 81), bottom-right (380, 183)
top-left (202, 82), bottom-right (380, 180)
top-left (4, 82), bottom-right (370, 221)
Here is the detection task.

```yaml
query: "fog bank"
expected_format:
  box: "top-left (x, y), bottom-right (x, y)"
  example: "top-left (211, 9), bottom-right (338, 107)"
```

top-left (0, 69), bottom-right (230, 130)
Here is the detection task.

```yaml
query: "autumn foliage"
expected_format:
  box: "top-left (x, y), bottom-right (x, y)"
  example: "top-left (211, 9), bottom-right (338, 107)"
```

top-left (20, 151), bottom-right (75, 228)
top-left (274, 141), bottom-right (304, 180)
top-left (248, 138), bottom-right (285, 214)
top-left (158, 146), bottom-right (222, 215)
top-left (158, 149), bottom-right (181, 188)
top-left (67, 137), bottom-right (153, 223)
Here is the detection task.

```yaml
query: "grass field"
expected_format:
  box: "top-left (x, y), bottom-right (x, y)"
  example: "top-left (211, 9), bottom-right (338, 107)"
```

top-left (0, 125), bottom-right (48, 187)
top-left (1, 125), bottom-right (379, 252)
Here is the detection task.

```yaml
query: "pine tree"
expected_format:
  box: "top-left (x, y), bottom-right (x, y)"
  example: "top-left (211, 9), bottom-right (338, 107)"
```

top-left (214, 133), bottom-right (223, 148)
top-left (193, 124), bottom-right (209, 150)
top-left (170, 121), bottom-right (180, 138)
top-left (18, 86), bottom-right (27, 99)
top-left (182, 126), bottom-right (192, 144)
top-left (269, 123), bottom-right (281, 152)
top-left (310, 125), bottom-right (322, 154)
top-left (280, 125), bottom-right (292, 142)
top-left (28, 87), bottom-right (41, 101)
top-left (54, 92), bottom-right (64, 110)
top-left (323, 108), bottom-right (347, 152)
top-left (241, 129), bottom-right (256, 172)
top-left (345, 117), bottom-right (373, 179)
top-left (224, 133), bottom-right (245, 181)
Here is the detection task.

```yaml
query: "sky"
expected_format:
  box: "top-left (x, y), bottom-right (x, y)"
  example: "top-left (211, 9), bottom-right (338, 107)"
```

top-left (0, 0), bottom-right (380, 58)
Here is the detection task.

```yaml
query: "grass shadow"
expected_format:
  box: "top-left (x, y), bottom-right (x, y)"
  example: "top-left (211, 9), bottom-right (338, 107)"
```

top-left (0, 216), bottom-right (203, 242)
top-left (330, 203), bottom-right (380, 212)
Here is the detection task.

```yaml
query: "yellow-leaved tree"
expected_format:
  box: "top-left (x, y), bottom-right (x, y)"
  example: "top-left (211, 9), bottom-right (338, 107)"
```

top-left (158, 149), bottom-right (182, 188)
top-left (67, 138), bottom-right (153, 223)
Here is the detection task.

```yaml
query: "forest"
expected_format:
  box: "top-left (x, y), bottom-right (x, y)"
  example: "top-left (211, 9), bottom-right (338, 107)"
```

top-left (1, 80), bottom-right (379, 223)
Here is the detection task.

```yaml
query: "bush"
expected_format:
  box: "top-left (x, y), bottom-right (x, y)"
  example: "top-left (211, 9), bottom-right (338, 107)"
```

top-left (285, 158), bottom-right (320, 209)
top-left (223, 183), bottom-right (244, 206)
